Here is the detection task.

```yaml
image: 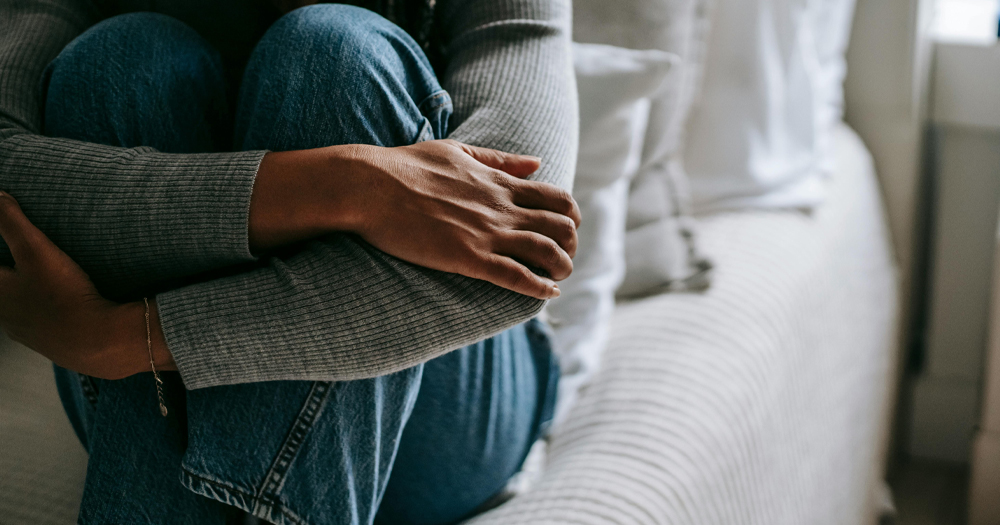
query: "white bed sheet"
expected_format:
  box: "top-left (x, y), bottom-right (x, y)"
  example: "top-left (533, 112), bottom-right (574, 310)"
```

top-left (468, 122), bottom-right (899, 524)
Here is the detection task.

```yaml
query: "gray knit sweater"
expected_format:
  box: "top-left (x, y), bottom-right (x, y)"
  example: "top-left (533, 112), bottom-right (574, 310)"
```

top-left (0, 0), bottom-right (578, 389)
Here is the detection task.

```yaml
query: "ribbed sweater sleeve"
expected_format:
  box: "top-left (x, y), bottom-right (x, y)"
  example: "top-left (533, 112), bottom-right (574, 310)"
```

top-left (438, 0), bottom-right (578, 191)
top-left (0, 1), bottom-right (265, 298)
top-left (156, 0), bottom-right (577, 389)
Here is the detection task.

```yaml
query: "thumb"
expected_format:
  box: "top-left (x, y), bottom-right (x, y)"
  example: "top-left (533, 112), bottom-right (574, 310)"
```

top-left (460, 144), bottom-right (541, 179)
top-left (0, 191), bottom-right (50, 264)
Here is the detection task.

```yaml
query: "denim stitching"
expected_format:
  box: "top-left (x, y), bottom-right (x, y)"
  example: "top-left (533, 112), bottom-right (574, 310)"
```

top-left (256, 381), bottom-right (333, 507)
top-left (78, 373), bottom-right (99, 407)
top-left (416, 90), bottom-right (451, 115)
top-left (180, 468), bottom-right (306, 525)
top-left (180, 381), bottom-right (332, 525)
top-left (415, 118), bottom-right (435, 143)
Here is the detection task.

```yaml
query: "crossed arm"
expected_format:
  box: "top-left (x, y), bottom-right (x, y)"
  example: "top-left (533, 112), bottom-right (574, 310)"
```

top-left (0, 0), bottom-right (578, 389)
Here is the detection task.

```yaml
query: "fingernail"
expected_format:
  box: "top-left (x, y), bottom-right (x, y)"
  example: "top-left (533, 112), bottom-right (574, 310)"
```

top-left (525, 155), bottom-right (542, 163)
top-left (550, 285), bottom-right (560, 299)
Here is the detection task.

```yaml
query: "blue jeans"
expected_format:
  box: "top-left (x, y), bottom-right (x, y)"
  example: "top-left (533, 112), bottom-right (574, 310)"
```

top-left (44, 6), bottom-right (558, 525)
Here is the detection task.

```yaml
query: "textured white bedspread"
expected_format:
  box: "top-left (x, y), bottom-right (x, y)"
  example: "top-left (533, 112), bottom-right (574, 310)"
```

top-left (469, 123), bottom-right (899, 525)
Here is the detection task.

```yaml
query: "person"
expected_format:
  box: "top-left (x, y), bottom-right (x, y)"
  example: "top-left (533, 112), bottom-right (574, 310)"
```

top-left (0, 0), bottom-right (578, 523)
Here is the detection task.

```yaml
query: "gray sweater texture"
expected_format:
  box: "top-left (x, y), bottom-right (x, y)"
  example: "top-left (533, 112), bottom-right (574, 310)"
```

top-left (0, 0), bottom-right (578, 389)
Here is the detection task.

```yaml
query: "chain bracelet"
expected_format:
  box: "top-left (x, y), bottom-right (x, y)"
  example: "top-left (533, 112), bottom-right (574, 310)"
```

top-left (144, 297), bottom-right (168, 417)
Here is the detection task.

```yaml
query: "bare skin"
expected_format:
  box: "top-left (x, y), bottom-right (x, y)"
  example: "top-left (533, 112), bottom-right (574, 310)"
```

top-left (0, 141), bottom-right (580, 380)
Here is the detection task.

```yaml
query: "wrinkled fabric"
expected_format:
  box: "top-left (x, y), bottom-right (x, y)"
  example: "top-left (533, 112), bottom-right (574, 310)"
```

top-left (49, 8), bottom-right (558, 524)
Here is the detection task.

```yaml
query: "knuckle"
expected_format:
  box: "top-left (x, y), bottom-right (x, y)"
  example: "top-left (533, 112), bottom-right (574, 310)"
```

top-left (491, 172), bottom-right (517, 193)
top-left (527, 234), bottom-right (550, 252)
top-left (537, 237), bottom-right (563, 266)
top-left (486, 196), bottom-right (514, 217)
top-left (558, 215), bottom-right (576, 241)
top-left (556, 190), bottom-right (575, 211)
top-left (505, 264), bottom-right (532, 289)
top-left (563, 235), bottom-right (578, 259)
top-left (554, 259), bottom-right (573, 280)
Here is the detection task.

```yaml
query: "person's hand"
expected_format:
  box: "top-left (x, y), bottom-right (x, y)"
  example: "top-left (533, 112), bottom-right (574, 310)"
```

top-left (0, 192), bottom-right (173, 379)
top-left (251, 140), bottom-right (581, 300)
top-left (349, 140), bottom-right (580, 300)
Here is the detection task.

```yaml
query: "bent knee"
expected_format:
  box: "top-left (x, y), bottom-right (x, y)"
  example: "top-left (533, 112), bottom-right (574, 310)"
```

top-left (43, 12), bottom-right (226, 148)
top-left (237, 4), bottom-right (444, 150)
top-left (45, 12), bottom-right (223, 103)
top-left (251, 4), bottom-right (426, 80)
top-left (264, 4), bottom-right (404, 48)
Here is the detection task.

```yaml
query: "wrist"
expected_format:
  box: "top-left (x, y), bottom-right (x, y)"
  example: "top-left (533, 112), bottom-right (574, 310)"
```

top-left (248, 145), bottom-right (376, 252)
top-left (96, 300), bottom-right (175, 380)
top-left (325, 144), bottom-right (379, 234)
top-left (89, 301), bottom-right (148, 380)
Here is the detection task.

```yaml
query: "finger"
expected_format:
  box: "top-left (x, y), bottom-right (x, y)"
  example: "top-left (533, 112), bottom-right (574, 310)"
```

top-left (478, 254), bottom-right (560, 300)
top-left (515, 209), bottom-right (578, 258)
top-left (497, 231), bottom-right (573, 282)
top-left (459, 143), bottom-right (541, 179)
top-left (510, 181), bottom-right (582, 227)
top-left (0, 191), bottom-right (51, 264)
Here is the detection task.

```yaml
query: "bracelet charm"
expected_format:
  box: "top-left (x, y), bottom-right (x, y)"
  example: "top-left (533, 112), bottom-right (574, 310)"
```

top-left (144, 297), bottom-right (168, 417)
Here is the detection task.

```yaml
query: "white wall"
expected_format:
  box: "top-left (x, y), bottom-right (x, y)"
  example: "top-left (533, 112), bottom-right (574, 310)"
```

top-left (844, 0), bottom-right (935, 473)
top-left (910, 40), bottom-right (1000, 462)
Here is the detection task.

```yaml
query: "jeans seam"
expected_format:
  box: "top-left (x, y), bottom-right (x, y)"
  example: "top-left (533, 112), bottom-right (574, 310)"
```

top-left (180, 468), bottom-right (307, 525)
top-left (78, 373), bottom-right (99, 407)
top-left (257, 381), bottom-right (333, 505)
top-left (179, 382), bottom-right (333, 525)
top-left (416, 90), bottom-right (451, 115)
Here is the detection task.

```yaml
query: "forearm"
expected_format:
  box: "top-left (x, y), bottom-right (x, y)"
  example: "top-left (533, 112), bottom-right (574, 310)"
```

top-left (1, 1), bottom-right (273, 297)
top-left (0, 133), bottom-right (266, 298)
top-left (247, 146), bottom-right (369, 253)
top-left (157, 235), bottom-right (544, 389)
top-left (102, 300), bottom-right (176, 379)
top-left (0, 137), bottom-right (376, 296)
top-left (438, 0), bottom-right (578, 191)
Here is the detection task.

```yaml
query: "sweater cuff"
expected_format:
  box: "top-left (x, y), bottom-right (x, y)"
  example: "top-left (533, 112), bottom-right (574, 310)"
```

top-left (157, 284), bottom-right (241, 390)
top-left (146, 149), bottom-right (265, 269)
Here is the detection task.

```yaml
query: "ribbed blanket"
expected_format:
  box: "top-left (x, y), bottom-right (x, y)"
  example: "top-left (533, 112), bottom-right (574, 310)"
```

top-left (468, 123), bottom-right (898, 524)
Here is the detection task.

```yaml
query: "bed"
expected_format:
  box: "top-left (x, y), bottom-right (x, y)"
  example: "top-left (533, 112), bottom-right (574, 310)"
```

top-left (468, 122), bottom-right (899, 524)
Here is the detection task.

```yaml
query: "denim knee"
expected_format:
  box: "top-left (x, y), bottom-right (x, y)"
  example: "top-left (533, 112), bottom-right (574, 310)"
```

top-left (255, 4), bottom-right (434, 82)
top-left (235, 4), bottom-right (449, 151)
top-left (42, 12), bottom-right (228, 152)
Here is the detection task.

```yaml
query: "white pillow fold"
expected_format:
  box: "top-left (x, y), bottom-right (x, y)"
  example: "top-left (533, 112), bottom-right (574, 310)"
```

top-left (546, 43), bottom-right (675, 427)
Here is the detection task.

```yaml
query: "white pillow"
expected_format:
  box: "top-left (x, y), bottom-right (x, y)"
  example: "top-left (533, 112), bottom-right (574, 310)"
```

top-left (545, 43), bottom-right (674, 427)
top-left (683, 0), bottom-right (857, 212)
top-left (575, 0), bottom-right (715, 298)
top-left (808, 0), bottom-right (858, 175)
